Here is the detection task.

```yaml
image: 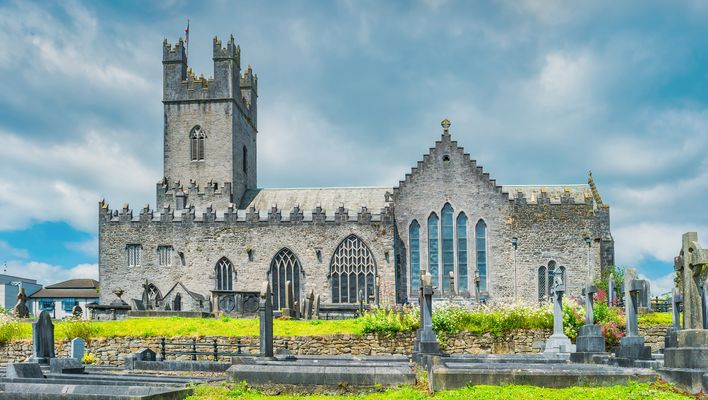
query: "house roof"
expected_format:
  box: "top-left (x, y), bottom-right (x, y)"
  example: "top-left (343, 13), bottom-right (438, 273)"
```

top-left (45, 279), bottom-right (99, 290)
top-left (240, 187), bottom-right (392, 212)
top-left (29, 288), bottom-right (99, 299)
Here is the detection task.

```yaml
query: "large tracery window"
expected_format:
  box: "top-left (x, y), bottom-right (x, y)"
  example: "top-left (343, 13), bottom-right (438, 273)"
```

top-left (441, 204), bottom-right (454, 293)
top-left (475, 220), bottom-right (487, 292)
top-left (428, 213), bottom-right (439, 286)
top-left (270, 248), bottom-right (302, 309)
top-left (215, 257), bottom-right (234, 291)
top-left (456, 212), bottom-right (468, 293)
top-left (409, 220), bottom-right (421, 293)
top-left (330, 235), bottom-right (376, 303)
top-left (190, 125), bottom-right (206, 161)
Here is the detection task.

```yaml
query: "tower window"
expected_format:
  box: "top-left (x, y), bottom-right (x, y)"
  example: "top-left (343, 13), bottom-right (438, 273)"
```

top-left (127, 244), bottom-right (142, 267)
top-left (242, 146), bottom-right (247, 173)
top-left (190, 125), bottom-right (206, 161)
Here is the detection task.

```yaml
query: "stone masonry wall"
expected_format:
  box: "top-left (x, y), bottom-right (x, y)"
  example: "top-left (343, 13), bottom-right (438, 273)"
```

top-left (0, 326), bottom-right (668, 366)
top-left (99, 219), bottom-right (396, 307)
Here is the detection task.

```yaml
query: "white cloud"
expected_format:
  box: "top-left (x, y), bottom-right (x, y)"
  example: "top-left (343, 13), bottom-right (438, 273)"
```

top-left (65, 237), bottom-right (98, 257)
top-left (5, 260), bottom-right (97, 286)
top-left (614, 223), bottom-right (708, 266)
top-left (0, 131), bottom-right (157, 232)
top-left (0, 241), bottom-right (29, 259)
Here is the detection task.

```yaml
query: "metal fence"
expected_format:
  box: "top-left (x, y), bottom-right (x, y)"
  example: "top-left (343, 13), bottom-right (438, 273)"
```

top-left (158, 337), bottom-right (259, 361)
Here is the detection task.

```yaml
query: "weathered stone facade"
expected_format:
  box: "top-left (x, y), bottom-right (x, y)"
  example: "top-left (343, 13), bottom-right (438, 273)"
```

top-left (98, 35), bottom-right (614, 312)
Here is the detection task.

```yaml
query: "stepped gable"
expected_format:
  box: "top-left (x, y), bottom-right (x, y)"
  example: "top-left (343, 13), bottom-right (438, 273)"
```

top-left (392, 119), bottom-right (509, 202)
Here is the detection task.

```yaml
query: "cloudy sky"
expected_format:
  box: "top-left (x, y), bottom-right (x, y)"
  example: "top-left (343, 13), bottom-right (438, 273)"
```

top-left (0, 0), bottom-right (706, 296)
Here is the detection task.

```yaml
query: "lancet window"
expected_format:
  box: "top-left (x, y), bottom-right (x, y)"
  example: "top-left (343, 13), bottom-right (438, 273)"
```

top-left (215, 257), bottom-right (234, 291)
top-left (409, 220), bottom-right (421, 293)
top-left (190, 125), bottom-right (206, 161)
top-left (270, 248), bottom-right (302, 309)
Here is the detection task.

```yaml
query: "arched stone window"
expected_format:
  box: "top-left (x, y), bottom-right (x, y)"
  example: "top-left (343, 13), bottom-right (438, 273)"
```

top-left (441, 204), bottom-right (454, 293)
top-left (456, 212), bottom-right (468, 293)
top-left (547, 260), bottom-right (556, 296)
top-left (428, 213), bottom-right (439, 286)
top-left (409, 220), bottom-right (420, 293)
top-left (190, 125), bottom-right (206, 161)
top-left (475, 220), bottom-right (487, 291)
top-left (330, 235), bottom-right (376, 303)
top-left (215, 257), bottom-right (234, 291)
top-left (538, 265), bottom-right (547, 302)
top-left (269, 248), bottom-right (302, 309)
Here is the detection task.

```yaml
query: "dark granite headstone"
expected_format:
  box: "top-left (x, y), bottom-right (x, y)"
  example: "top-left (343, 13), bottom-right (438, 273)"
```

top-left (6, 362), bottom-right (43, 378)
top-left (29, 310), bottom-right (54, 364)
top-left (259, 281), bottom-right (274, 358)
top-left (571, 284), bottom-right (606, 362)
top-left (50, 357), bottom-right (85, 374)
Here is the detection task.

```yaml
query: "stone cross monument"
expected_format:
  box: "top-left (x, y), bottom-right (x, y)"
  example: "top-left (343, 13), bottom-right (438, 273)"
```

top-left (571, 282), bottom-right (605, 362)
top-left (544, 270), bottom-right (574, 353)
top-left (614, 268), bottom-right (651, 361)
top-left (675, 232), bottom-right (708, 330)
top-left (608, 272), bottom-right (615, 306)
top-left (259, 281), bottom-right (274, 358)
top-left (413, 270), bottom-right (440, 363)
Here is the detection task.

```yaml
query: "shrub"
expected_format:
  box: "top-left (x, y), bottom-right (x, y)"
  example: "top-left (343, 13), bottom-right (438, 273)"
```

top-left (0, 315), bottom-right (23, 344)
top-left (58, 319), bottom-right (100, 341)
top-left (562, 298), bottom-right (585, 340)
top-left (601, 321), bottom-right (624, 347)
top-left (358, 306), bottom-right (419, 335)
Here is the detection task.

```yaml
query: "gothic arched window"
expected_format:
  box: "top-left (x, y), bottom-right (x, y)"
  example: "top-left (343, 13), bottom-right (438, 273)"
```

top-left (215, 257), bottom-right (234, 291)
top-left (538, 265), bottom-right (547, 302)
top-left (409, 220), bottom-right (421, 294)
top-left (190, 125), bottom-right (206, 161)
top-left (547, 260), bottom-right (556, 296)
top-left (441, 204), bottom-right (454, 293)
top-left (475, 220), bottom-right (487, 291)
top-left (456, 212), bottom-right (468, 292)
top-left (330, 235), bottom-right (376, 303)
top-left (270, 248), bottom-right (302, 309)
top-left (428, 213), bottom-right (439, 286)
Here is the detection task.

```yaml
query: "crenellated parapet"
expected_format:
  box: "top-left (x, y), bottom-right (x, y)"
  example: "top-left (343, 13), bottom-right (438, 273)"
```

top-left (162, 35), bottom-right (257, 127)
top-left (99, 201), bottom-right (393, 226)
top-left (157, 178), bottom-right (233, 213)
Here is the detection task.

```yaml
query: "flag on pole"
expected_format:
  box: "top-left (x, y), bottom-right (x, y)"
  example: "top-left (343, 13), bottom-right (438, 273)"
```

top-left (184, 19), bottom-right (190, 59)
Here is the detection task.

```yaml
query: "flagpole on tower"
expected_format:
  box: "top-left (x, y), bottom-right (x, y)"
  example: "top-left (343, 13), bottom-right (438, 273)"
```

top-left (184, 19), bottom-right (190, 62)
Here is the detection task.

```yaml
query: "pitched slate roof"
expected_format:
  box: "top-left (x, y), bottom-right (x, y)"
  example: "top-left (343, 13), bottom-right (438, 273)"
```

top-left (240, 187), bottom-right (392, 212)
top-left (30, 288), bottom-right (99, 299)
top-left (45, 279), bottom-right (99, 289)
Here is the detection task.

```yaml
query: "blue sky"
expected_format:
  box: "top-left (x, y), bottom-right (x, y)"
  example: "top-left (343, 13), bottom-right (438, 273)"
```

top-left (0, 0), bottom-right (706, 296)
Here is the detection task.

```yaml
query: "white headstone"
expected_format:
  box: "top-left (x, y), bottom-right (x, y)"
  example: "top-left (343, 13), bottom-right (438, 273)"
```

top-left (71, 337), bottom-right (85, 361)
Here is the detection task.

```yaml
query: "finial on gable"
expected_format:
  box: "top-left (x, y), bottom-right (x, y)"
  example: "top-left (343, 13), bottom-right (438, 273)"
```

top-left (441, 118), bottom-right (451, 136)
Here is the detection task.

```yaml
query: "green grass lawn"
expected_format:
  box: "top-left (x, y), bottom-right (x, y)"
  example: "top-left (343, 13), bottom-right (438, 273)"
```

top-left (185, 382), bottom-right (692, 400)
top-left (5, 312), bottom-right (671, 340)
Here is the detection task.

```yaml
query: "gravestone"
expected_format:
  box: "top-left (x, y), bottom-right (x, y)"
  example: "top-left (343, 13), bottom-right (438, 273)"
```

top-left (314, 294), bottom-right (321, 319)
top-left (664, 288), bottom-right (682, 349)
top-left (280, 281), bottom-right (296, 319)
top-left (12, 288), bottom-right (30, 318)
top-left (474, 270), bottom-right (481, 303)
top-left (70, 337), bottom-right (85, 361)
top-left (614, 268), bottom-right (651, 362)
top-left (305, 290), bottom-right (315, 320)
top-left (413, 270), bottom-right (440, 363)
top-left (571, 283), bottom-right (606, 363)
top-left (544, 270), bottom-right (574, 353)
top-left (50, 357), bottom-right (85, 374)
top-left (660, 232), bottom-right (708, 394)
top-left (6, 362), bottom-right (43, 378)
top-left (637, 279), bottom-right (651, 308)
top-left (608, 272), bottom-right (616, 306)
top-left (72, 305), bottom-right (83, 319)
top-left (358, 289), bottom-right (364, 316)
top-left (449, 271), bottom-right (456, 298)
top-left (259, 281), bottom-right (274, 358)
top-left (131, 299), bottom-right (145, 311)
top-left (29, 310), bottom-right (55, 364)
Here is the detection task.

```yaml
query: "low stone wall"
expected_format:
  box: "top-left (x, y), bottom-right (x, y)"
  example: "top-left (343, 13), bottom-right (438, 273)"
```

top-left (0, 326), bottom-right (669, 366)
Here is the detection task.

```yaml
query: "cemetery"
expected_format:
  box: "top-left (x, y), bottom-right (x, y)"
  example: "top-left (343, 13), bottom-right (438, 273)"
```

top-left (0, 232), bottom-right (704, 398)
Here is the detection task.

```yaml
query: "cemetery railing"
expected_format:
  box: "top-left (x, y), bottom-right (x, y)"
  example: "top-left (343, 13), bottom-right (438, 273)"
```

top-left (158, 337), bottom-right (259, 361)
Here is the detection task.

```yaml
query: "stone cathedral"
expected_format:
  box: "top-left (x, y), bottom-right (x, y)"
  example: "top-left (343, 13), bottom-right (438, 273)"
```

top-left (97, 36), bottom-right (614, 313)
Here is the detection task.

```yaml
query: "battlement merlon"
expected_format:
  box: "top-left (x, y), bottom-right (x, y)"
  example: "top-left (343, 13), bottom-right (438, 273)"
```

top-left (162, 38), bottom-right (187, 82)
